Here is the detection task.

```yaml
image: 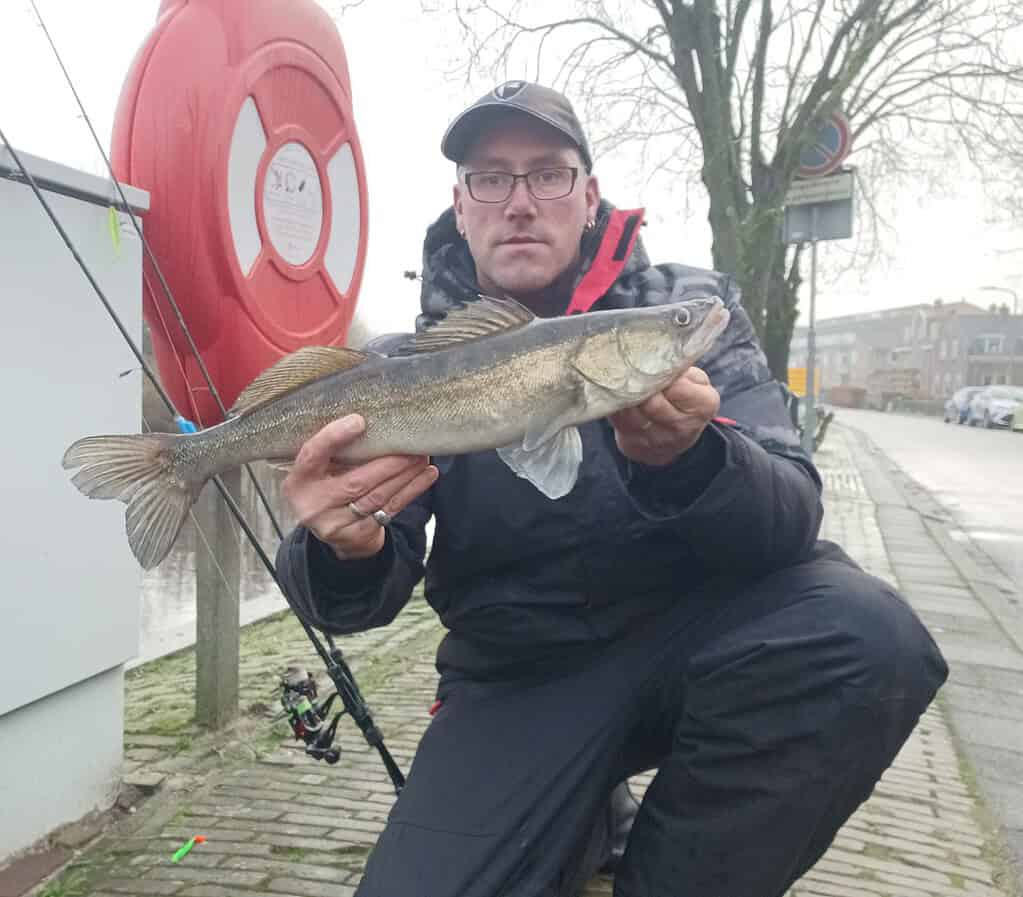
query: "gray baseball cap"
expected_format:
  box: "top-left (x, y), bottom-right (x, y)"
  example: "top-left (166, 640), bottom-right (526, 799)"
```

top-left (441, 81), bottom-right (593, 172)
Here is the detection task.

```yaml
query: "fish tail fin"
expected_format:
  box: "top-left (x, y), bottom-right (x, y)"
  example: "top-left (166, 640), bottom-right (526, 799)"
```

top-left (62, 433), bottom-right (205, 569)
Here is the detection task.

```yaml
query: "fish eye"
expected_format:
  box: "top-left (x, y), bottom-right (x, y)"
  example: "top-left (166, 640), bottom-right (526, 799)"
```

top-left (673, 308), bottom-right (691, 327)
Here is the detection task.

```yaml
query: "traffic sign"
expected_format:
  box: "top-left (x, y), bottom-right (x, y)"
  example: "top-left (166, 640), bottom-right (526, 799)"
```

top-left (796, 111), bottom-right (852, 178)
top-left (783, 168), bottom-right (855, 244)
top-left (786, 169), bottom-right (853, 206)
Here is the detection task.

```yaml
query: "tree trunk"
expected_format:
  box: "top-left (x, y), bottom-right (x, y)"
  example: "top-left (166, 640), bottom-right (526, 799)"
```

top-left (703, 158), bottom-right (800, 382)
top-left (703, 164), bottom-right (743, 289)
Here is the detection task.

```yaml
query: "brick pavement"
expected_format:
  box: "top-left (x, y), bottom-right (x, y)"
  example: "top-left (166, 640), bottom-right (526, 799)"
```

top-left (29, 429), bottom-right (1017, 897)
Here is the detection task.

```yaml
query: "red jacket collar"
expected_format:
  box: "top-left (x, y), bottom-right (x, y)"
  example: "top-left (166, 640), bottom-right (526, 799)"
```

top-left (564, 208), bottom-right (645, 316)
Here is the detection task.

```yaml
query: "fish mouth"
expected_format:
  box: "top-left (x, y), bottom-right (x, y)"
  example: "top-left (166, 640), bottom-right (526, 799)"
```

top-left (683, 300), bottom-right (730, 360)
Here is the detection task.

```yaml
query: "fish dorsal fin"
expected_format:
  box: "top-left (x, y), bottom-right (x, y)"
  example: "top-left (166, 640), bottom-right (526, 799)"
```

top-left (408, 295), bottom-right (535, 353)
top-left (228, 346), bottom-right (370, 417)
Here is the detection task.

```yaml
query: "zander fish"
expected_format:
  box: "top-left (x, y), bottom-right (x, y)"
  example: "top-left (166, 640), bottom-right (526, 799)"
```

top-left (63, 295), bottom-right (730, 568)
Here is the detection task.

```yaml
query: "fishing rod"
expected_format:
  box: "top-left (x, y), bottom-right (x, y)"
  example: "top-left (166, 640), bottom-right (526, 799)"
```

top-left (27, 0), bottom-right (284, 543)
top-left (0, 131), bottom-right (405, 793)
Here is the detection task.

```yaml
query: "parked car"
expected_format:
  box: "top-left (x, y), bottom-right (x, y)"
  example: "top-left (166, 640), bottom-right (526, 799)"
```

top-left (943, 386), bottom-right (984, 424)
top-left (966, 385), bottom-right (1023, 429)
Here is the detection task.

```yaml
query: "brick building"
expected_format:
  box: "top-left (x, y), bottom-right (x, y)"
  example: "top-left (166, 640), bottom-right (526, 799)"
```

top-left (789, 300), bottom-right (1023, 407)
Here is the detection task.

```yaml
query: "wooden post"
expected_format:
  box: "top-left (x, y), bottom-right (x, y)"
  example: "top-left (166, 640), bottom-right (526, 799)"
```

top-left (194, 467), bottom-right (241, 729)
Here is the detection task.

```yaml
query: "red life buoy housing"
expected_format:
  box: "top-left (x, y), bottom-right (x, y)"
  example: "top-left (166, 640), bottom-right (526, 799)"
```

top-left (112, 0), bottom-right (369, 425)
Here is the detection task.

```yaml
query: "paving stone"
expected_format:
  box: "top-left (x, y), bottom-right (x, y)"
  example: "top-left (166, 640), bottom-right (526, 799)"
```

top-left (128, 852), bottom-right (222, 869)
top-left (145, 867), bottom-right (267, 887)
top-left (127, 748), bottom-right (169, 762)
top-left (125, 735), bottom-right (185, 747)
top-left (252, 835), bottom-right (339, 853)
top-left (282, 813), bottom-right (381, 833)
top-left (184, 805), bottom-right (283, 822)
top-left (103, 880), bottom-right (187, 895)
top-left (124, 771), bottom-right (167, 790)
top-left (217, 857), bottom-right (349, 883)
top-left (161, 827), bottom-right (258, 844)
top-left (800, 868), bottom-right (935, 897)
top-left (266, 879), bottom-right (355, 897)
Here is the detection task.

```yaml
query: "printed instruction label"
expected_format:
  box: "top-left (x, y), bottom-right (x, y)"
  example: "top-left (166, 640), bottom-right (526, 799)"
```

top-left (263, 142), bottom-right (324, 266)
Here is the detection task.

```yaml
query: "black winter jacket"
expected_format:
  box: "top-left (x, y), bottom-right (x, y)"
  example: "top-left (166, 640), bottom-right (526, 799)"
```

top-left (276, 201), bottom-right (823, 677)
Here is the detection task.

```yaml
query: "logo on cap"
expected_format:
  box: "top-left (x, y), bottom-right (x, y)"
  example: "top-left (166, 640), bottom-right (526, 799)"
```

top-left (493, 80), bottom-right (527, 101)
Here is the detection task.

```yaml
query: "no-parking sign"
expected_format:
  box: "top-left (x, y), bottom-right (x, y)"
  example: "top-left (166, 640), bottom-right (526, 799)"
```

top-left (796, 111), bottom-right (852, 179)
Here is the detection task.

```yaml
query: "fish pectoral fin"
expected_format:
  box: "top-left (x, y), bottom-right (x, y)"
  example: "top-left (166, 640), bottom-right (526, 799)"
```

top-left (228, 346), bottom-right (372, 417)
top-left (496, 425), bottom-right (582, 500)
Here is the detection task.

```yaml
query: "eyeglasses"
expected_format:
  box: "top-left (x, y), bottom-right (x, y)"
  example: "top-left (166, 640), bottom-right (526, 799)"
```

top-left (463, 167), bottom-right (579, 203)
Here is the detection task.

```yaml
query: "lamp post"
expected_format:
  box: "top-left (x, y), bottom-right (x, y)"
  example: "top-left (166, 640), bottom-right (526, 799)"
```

top-left (980, 285), bottom-right (1019, 316)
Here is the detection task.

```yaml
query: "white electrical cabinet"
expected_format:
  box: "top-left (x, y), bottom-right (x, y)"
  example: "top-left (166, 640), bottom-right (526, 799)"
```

top-left (0, 147), bottom-right (148, 862)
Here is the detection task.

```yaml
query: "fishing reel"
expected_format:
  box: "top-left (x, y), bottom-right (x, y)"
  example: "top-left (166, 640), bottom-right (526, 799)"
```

top-left (275, 649), bottom-right (406, 792)
top-left (279, 665), bottom-right (343, 764)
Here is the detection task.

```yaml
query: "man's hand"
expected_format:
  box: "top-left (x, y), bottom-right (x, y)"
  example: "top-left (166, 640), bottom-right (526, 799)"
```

top-left (609, 367), bottom-right (720, 467)
top-left (281, 415), bottom-right (438, 560)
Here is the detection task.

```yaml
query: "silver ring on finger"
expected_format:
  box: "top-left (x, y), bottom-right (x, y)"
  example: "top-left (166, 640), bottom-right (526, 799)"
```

top-left (348, 501), bottom-right (371, 519)
top-left (641, 419), bottom-right (654, 431)
top-left (372, 509), bottom-right (392, 527)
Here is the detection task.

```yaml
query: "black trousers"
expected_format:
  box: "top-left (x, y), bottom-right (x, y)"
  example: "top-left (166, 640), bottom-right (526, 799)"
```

top-left (355, 542), bottom-right (948, 897)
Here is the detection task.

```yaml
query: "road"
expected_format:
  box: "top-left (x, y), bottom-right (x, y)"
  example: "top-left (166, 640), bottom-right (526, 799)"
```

top-left (833, 409), bottom-right (1023, 597)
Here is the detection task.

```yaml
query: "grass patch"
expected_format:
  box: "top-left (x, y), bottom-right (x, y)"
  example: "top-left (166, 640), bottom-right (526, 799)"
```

top-left (36, 867), bottom-right (91, 897)
top-left (269, 845), bottom-right (308, 860)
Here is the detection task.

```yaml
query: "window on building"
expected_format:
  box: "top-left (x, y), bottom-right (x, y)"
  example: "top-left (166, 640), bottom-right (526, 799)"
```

top-left (951, 338), bottom-right (959, 358)
top-left (956, 372), bottom-right (964, 387)
top-left (971, 335), bottom-right (1004, 355)
top-left (930, 322), bottom-right (940, 340)
top-left (997, 374), bottom-right (1007, 385)
top-left (939, 340), bottom-right (947, 360)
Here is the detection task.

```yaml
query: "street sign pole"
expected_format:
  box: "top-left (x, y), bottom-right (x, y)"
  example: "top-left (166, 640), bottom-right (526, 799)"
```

top-left (783, 166), bottom-right (856, 456)
top-left (802, 206), bottom-right (819, 455)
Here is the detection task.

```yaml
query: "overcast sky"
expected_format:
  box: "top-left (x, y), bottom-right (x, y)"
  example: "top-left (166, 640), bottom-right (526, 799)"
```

top-left (1, 0), bottom-right (1020, 341)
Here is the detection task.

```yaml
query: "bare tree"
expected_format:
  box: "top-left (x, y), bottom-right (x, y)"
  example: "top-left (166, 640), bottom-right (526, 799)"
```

top-left (445, 0), bottom-right (1023, 378)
